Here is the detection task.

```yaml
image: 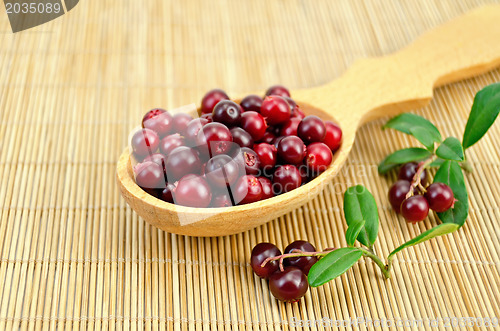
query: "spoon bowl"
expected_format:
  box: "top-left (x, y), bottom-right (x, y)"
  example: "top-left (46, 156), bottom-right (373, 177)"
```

top-left (117, 5), bottom-right (500, 236)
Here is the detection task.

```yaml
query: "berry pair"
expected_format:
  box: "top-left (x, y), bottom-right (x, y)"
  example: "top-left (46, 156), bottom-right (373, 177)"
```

top-left (388, 162), bottom-right (455, 223)
top-left (250, 241), bottom-right (317, 302)
top-left (130, 85), bottom-right (343, 208)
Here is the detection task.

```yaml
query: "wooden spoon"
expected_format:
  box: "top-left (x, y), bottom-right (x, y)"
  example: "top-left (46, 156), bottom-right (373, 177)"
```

top-left (117, 5), bottom-right (500, 237)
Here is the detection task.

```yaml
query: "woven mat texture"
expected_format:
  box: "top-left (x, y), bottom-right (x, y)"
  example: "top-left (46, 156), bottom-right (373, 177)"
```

top-left (0, 0), bottom-right (499, 330)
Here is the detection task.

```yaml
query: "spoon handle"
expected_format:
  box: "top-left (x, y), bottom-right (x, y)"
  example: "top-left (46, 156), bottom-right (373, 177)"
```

top-left (295, 5), bottom-right (500, 128)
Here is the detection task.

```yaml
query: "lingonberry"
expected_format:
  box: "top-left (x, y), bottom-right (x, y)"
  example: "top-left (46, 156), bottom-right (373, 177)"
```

top-left (204, 154), bottom-right (240, 189)
top-left (323, 121), bottom-right (342, 152)
top-left (291, 106), bottom-right (305, 120)
top-left (165, 146), bottom-right (201, 181)
top-left (305, 142), bottom-right (333, 173)
top-left (259, 131), bottom-right (276, 144)
top-left (269, 267), bottom-right (308, 302)
top-left (253, 143), bottom-right (277, 170)
top-left (283, 96), bottom-right (296, 113)
top-left (131, 128), bottom-right (160, 158)
top-left (388, 180), bottom-right (412, 213)
top-left (273, 136), bottom-right (285, 149)
top-left (160, 133), bottom-right (185, 156)
top-left (277, 136), bottom-right (306, 165)
top-left (265, 85), bottom-right (291, 98)
top-left (184, 118), bottom-right (210, 146)
top-left (160, 183), bottom-right (176, 203)
top-left (135, 161), bottom-right (165, 189)
top-left (250, 243), bottom-right (281, 279)
top-left (283, 240), bottom-right (317, 275)
top-left (142, 108), bottom-right (173, 137)
top-left (212, 100), bottom-right (242, 126)
top-left (273, 165), bottom-right (302, 194)
top-left (398, 162), bottom-right (428, 186)
top-left (200, 113), bottom-right (213, 122)
top-left (401, 195), bottom-right (429, 223)
top-left (235, 147), bottom-right (260, 175)
top-left (201, 89), bottom-right (229, 114)
top-left (211, 192), bottom-right (234, 208)
top-left (297, 115), bottom-right (326, 143)
top-left (260, 96), bottom-right (291, 125)
top-left (171, 113), bottom-right (193, 135)
top-left (240, 111), bottom-right (267, 141)
top-left (233, 175), bottom-right (263, 204)
top-left (258, 177), bottom-right (274, 200)
top-left (280, 117), bottom-right (301, 136)
top-left (174, 175), bottom-right (212, 208)
top-left (240, 95), bottom-right (263, 113)
top-left (143, 153), bottom-right (166, 169)
top-left (196, 122), bottom-right (233, 156)
top-left (424, 183), bottom-right (455, 212)
top-left (230, 127), bottom-right (254, 148)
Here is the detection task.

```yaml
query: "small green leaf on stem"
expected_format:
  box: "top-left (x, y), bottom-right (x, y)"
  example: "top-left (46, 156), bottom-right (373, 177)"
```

top-left (463, 82), bottom-right (500, 150)
top-left (436, 137), bottom-right (465, 161)
top-left (378, 148), bottom-right (432, 174)
top-left (345, 219), bottom-right (365, 247)
top-left (433, 160), bottom-right (469, 227)
top-left (388, 223), bottom-right (459, 261)
top-left (308, 247), bottom-right (363, 287)
top-left (384, 113), bottom-right (442, 147)
top-left (344, 186), bottom-right (378, 247)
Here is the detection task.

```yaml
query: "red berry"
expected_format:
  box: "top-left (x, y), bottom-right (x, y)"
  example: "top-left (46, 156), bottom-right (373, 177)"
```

top-left (240, 95), bottom-right (263, 113)
top-left (253, 143), bottom-right (277, 170)
top-left (305, 142), bottom-right (333, 173)
top-left (257, 177), bottom-right (274, 200)
top-left (269, 267), bottom-right (308, 303)
top-left (277, 136), bottom-right (306, 165)
top-left (134, 161), bottom-right (166, 189)
top-left (323, 121), bottom-right (342, 152)
top-left (160, 183), bottom-right (176, 203)
top-left (398, 162), bottom-right (428, 186)
top-left (160, 133), bottom-right (185, 156)
top-left (259, 131), bottom-right (276, 144)
top-left (235, 147), bottom-right (260, 175)
top-left (265, 85), bottom-right (291, 98)
top-left (171, 113), bottom-right (193, 135)
top-left (131, 128), bottom-right (160, 158)
top-left (230, 127), bottom-right (254, 148)
top-left (401, 195), bottom-right (429, 223)
top-left (143, 153), bottom-right (166, 169)
top-left (212, 100), bottom-right (242, 126)
top-left (185, 118), bottom-right (209, 146)
top-left (291, 106), bottom-right (305, 120)
top-left (142, 108), bottom-right (173, 137)
top-left (280, 117), bottom-right (301, 136)
top-left (196, 122), bottom-right (233, 156)
top-left (273, 165), bottom-right (302, 194)
top-left (424, 183), bottom-right (455, 212)
top-left (204, 155), bottom-right (240, 189)
top-left (165, 146), bottom-right (201, 181)
top-left (388, 180), bottom-right (411, 213)
top-left (250, 243), bottom-right (281, 279)
top-left (200, 113), bottom-right (213, 122)
top-left (240, 111), bottom-right (267, 141)
top-left (297, 115), bottom-right (326, 144)
top-left (201, 89), bottom-right (229, 114)
top-left (233, 175), bottom-right (263, 205)
top-left (174, 175), bottom-right (212, 208)
top-left (260, 96), bottom-right (291, 125)
top-left (211, 192), bottom-right (234, 207)
top-left (283, 240), bottom-right (317, 275)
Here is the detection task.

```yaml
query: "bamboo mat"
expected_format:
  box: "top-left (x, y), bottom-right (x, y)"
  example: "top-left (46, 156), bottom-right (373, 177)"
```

top-left (1, 0), bottom-right (500, 330)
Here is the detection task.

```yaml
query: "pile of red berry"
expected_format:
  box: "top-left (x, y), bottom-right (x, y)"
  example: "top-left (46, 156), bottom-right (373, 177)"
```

top-left (251, 240), bottom-right (320, 302)
top-left (388, 162), bottom-right (455, 223)
top-left (130, 85), bottom-right (342, 208)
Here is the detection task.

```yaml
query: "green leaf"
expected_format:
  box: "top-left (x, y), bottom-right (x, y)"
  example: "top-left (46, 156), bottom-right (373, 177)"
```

top-left (308, 248), bottom-right (363, 287)
top-left (409, 126), bottom-right (437, 151)
top-left (463, 82), bottom-right (500, 149)
top-left (388, 223), bottom-right (459, 260)
top-left (384, 113), bottom-right (442, 148)
top-left (429, 158), bottom-right (446, 168)
top-left (345, 219), bottom-right (365, 247)
top-left (436, 137), bottom-right (465, 161)
top-left (378, 148), bottom-right (432, 174)
top-left (344, 186), bottom-right (378, 247)
top-left (433, 160), bottom-right (469, 227)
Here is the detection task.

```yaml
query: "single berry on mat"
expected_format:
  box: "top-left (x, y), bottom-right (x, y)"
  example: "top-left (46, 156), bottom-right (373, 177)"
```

top-left (398, 162), bottom-right (428, 186)
top-left (388, 180), bottom-right (412, 212)
top-left (401, 195), bottom-right (429, 223)
top-left (250, 242), bottom-right (282, 279)
top-left (283, 240), bottom-right (317, 275)
top-left (269, 267), bottom-right (308, 302)
top-left (424, 183), bottom-right (455, 212)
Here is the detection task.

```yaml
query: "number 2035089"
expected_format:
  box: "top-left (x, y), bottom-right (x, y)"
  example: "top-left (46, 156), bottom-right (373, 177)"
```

top-left (5, 2), bottom-right (62, 14)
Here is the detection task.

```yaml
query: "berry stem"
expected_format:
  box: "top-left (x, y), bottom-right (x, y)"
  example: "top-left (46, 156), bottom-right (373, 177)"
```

top-left (406, 155), bottom-right (437, 199)
top-left (358, 247), bottom-right (391, 279)
top-left (260, 248), bottom-right (336, 271)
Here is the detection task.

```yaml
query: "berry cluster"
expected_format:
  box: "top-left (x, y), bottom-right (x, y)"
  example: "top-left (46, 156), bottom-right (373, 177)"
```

top-left (130, 85), bottom-right (342, 208)
top-left (388, 162), bottom-right (455, 223)
top-left (251, 240), bottom-right (325, 302)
